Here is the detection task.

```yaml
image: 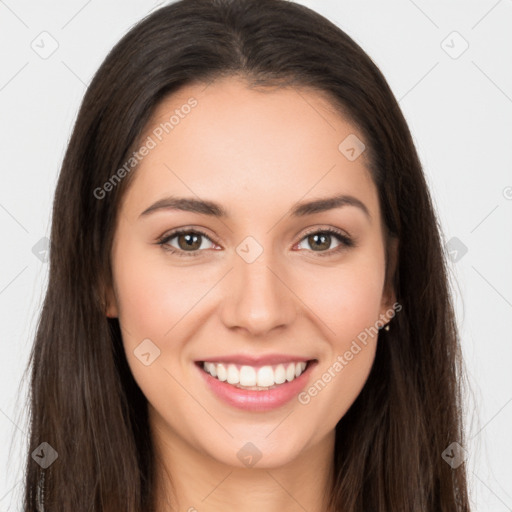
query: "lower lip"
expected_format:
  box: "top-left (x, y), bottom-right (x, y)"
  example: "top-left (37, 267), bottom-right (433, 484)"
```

top-left (196, 361), bottom-right (317, 412)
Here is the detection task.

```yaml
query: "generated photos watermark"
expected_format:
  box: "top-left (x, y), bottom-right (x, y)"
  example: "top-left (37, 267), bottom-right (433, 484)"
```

top-left (93, 97), bottom-right (198, 200)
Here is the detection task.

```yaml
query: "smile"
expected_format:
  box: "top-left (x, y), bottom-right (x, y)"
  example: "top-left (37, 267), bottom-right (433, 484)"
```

top-left (195, 359), bottom-right (317, 411)
top-left (201, 361), bottom-right (308, 390)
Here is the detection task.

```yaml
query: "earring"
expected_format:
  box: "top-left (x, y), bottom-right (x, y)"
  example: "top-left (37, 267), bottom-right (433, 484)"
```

top-left (384, 323), bottom-right (390, 331)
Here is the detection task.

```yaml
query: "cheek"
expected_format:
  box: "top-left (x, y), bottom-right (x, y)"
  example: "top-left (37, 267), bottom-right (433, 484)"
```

top-left (112, 241), bottom-right (210, 340)
top-left (111, 242), bottom-right (209, 401)
top-left (296, 251), bottom-right (386, 345)
top-left (111, 240), bottom-right (225, 401)
top-left (291, 249), bottom-right (385, 418)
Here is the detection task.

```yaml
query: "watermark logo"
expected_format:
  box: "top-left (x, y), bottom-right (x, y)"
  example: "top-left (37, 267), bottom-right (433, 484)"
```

top-left (441, 31), bottom-right (469, 60)
top-left (338, 134), bottom-right (366, 161)
top-left (134, 338), bottom-right (161, 366)
top-left (31, 442), bottom-right (58, 469)
top-left (441, 441), bottom-right (467, 469)
top-left (236, 236), bottom-right (264, 264)
top-left (445, 236), bottom-right (468, 263)
top-left (237, 442), bottom-right (262, 467)
top-left (31, 236), bottom-right (51, 263)
top-left (31, 31), bottom-right (59, 60)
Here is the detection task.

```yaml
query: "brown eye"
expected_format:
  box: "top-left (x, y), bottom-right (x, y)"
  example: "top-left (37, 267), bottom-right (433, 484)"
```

top-left (176, 232), bottom-right (202, 251)
top-left (296, 228), bottom-right (355, 257)
top-left (158, 229), bottom-right (215, 256)
top-left (306, 233), bottom-right (332, 251)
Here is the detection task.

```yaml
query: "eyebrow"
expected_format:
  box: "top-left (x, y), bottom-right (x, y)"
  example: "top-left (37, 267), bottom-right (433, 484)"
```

top-left (139, 194), bottom-right (371, 221)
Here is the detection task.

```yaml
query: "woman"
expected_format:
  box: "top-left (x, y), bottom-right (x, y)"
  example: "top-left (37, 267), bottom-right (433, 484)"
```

top-left (22, 0), bottom-right (472, 510)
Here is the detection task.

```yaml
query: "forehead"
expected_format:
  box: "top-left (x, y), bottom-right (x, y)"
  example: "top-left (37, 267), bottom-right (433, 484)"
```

top-left (119, 77), bottom-right (378, 223)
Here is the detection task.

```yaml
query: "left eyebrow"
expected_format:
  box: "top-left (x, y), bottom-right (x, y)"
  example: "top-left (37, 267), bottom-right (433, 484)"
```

top-left (138, 193), bottom-right (371, 221)
top-left (290, 194), bottom-right (371, 221)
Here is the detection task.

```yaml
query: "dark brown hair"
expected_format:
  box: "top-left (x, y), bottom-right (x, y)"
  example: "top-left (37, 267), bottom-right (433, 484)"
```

top-left (20, 0), bottom-right (471, 510)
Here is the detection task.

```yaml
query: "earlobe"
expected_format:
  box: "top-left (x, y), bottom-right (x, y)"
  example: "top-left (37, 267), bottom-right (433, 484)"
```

top-left (105, 303), bottom-right (118, 319)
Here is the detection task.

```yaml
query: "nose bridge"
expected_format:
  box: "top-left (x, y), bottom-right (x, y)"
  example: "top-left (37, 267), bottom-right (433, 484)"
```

top-left (220, 238), bottom-right (296, 335)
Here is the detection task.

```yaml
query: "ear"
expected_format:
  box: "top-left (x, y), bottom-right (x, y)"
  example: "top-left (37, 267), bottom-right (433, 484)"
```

top-left (101, 279), bottom-right (119, 318)
top-left (380, 235), bottom-right (399, 314)
top-left (105, 287), bottom-right (119, 318)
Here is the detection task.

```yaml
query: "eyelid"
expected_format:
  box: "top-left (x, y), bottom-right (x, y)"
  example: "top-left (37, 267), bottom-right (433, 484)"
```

top-left (298, 225), bottom-right (352, 243)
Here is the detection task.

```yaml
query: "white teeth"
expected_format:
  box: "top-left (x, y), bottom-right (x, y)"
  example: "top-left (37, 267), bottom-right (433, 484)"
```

top-left (239, 365), bottom-right (256, 386)
top-left (274, 364), bottom-right (286, 384)
top-left (202, 360), bottom-right (309, 388)
top-left (204, 362), bottom-right (217, 377)
top-left (216, 363), bottom-right (227, 382)
top-left (257, 366), bottom-right (274, 387)
top-left (227, 364), bottom-right (239, 385)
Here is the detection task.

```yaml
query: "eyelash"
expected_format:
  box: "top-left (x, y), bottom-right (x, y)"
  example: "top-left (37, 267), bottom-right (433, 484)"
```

top-left (156, 227), bottom-right (355, 258)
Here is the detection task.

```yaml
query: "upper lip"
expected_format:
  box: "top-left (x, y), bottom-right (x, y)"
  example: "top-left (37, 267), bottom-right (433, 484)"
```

top-left (196, 354), bottom-right (315, 366)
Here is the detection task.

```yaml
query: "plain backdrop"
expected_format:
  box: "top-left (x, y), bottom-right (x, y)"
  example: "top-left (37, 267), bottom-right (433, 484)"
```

top-left (1, 0), bottom-right (511, 510)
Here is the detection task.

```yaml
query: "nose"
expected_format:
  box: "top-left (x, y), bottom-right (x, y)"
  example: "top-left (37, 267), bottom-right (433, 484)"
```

top-left (219, 249), bottom-right (297, 338)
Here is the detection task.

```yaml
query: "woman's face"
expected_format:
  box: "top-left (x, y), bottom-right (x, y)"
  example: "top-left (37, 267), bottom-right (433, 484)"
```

top-left (106, 77), bottom-right (396, 469)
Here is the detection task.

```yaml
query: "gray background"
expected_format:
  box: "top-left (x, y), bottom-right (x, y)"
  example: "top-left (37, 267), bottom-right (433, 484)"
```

top-left (1, 0), bottom-right (511, 510)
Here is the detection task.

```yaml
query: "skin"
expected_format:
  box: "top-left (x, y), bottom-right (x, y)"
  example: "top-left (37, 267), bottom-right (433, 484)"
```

top-left (105, 76), bottom-right (397, 512)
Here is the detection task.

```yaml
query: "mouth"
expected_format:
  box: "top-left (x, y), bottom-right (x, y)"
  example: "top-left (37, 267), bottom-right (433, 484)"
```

top-left (194, 358), bottom-right (318, 411)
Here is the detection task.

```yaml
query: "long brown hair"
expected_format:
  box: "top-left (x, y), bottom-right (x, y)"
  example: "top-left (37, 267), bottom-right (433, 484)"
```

top-left (20, 0), bottom-right (472, 510)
